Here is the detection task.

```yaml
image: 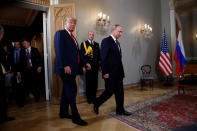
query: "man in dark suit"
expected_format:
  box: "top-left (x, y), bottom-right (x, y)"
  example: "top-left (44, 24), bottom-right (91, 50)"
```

top-left (54, 17), bottom-right (87, 126)
top-left (11, 41), bottom-right (26, 107)
top-left (21, 38), bottom-right (43, 102)
top-left (0, 24), bottom-right (15, 124)
top-left (80, 31), bottom-right (100, 104)
top-left (93, 24), bottom-right (131, 116)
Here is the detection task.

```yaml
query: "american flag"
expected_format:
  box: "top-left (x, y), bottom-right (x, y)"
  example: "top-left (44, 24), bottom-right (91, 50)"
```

top-left (158, 30), bottom-right (173, 76)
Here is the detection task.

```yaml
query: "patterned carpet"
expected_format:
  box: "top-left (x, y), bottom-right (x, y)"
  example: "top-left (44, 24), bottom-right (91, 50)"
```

top-left (106, 90), bottom-right (197, 131)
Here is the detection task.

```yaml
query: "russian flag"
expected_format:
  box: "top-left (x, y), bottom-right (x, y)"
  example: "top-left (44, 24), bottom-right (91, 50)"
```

top-left (174, 30), bottom-right (186, 76)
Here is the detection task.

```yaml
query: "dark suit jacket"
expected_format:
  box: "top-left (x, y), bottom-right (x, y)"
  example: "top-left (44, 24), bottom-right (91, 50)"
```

top-left (80, 40), bottom-right (100, 70)
top-left (25, 47), bottom-right (43, 72)
top-left (16, 47), bottom-right (44, 72)
top-left (30, 47), bottom-right (43, 71)
top-left (54, 29), bottom-right (81, 76)
top-left (11, 48), bottom-right (26, 73)
top-left (101, 36), bottom-right (125, 80)
top-left (0, 51), bottom-right (12, 72)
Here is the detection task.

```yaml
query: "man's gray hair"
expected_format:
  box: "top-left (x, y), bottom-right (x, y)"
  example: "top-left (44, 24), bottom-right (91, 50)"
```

top-left (66, 17), bottom-right (77, 23)
top-left (88, 31), bottom-right (94, 34)
top-left (111, 24), bottom-right (121, 32)
top-left (0, 24), bottom-right (4, 33)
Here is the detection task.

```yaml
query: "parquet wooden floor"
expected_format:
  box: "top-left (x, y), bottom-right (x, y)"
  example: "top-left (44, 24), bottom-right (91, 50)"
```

top-left (0, 83), bottom-right (177, 131)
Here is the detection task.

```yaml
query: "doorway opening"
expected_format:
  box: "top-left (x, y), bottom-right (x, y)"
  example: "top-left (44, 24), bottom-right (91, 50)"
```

top-left (0, 4), bottom-right (49, 106)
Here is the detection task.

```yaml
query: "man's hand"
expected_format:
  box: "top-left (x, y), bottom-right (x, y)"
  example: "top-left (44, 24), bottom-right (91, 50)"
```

top-left (98, 66), bottom-right (102, 72)
top-left (83, 67), bottom-right (86, 74)
top-left (103, 74), bottom-right (109, 79)
top-left (17, 72), bottom-right (21, 79)
top-left (37, 67), bottom-right (42, 73)
top-left (64, 66), bottom-right (71, 74)
top-left (86, 63), bottom-right (91, 70)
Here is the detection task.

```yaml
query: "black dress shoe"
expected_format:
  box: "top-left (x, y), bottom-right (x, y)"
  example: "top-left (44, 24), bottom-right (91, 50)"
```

top-left (87, 101), bottom-right (93, 104)
top-left (116, 111), bottom-right (132, 116)
top-left (93, 104), bottom-right (99, 115)
top-left (0, 117), bottom-right (15, 124)
top-left (72, 118), bottom-right (88, 126)
top-left (6, 117), bottom-right (15, 121)
top-left (60, 114), bottom-right (72, 119)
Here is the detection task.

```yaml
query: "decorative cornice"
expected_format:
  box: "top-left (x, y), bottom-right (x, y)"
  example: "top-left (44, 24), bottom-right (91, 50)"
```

top-left (16, 0), bottom-right (50, 6)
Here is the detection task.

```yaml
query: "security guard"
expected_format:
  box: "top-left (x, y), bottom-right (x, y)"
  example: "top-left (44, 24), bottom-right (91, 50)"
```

top-left (80, 31), bottom-right (100, 104)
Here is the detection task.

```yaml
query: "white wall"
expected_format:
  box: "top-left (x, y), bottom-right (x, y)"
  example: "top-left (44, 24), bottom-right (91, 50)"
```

top-left (59, 0), bottom-right (164, 94)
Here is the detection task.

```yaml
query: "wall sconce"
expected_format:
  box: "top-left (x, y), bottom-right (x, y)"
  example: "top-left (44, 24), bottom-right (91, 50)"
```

top-left (196, 34), bottom-right (197, 39)
top-left (140, 24), bottom-right (153, 38)
top-left (96, 12), bottom-right (110, 27)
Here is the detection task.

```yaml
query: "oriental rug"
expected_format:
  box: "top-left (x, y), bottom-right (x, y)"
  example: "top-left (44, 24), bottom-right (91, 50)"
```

top-left (106, 90), bottom-right (197, 131)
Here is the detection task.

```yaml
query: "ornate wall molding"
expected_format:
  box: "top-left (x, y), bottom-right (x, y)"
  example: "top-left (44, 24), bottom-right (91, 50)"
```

top-left (17, 0), bottom-right (50, 6)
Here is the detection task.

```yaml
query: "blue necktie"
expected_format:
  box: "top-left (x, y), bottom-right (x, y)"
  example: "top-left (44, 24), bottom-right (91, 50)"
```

top-left (15, 51), bottom-right (19, 64)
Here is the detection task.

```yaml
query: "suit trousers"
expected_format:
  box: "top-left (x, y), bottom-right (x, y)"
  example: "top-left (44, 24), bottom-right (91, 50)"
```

top-left (60, 75), bottom-right (80, 120)
top-left (95, 77), bottom-right (125, 112)
top-left (13, 77), bottom-right (25, 107)
top-left (85, 69), bottom-right (98, 103)
top-left (23, 69), bottom-right (40, 102)
top-left (0, 76), bottom-right (8, 122)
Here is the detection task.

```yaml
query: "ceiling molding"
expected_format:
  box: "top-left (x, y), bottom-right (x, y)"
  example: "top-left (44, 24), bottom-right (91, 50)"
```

top-left (17, 0), bottom-right (50, 6)
top-left (14, 0), bottom-right (49, 11)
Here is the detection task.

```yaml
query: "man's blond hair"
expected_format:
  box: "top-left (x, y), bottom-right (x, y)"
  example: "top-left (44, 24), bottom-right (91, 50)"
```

top-left (65, 17), bottom-right (77, 23)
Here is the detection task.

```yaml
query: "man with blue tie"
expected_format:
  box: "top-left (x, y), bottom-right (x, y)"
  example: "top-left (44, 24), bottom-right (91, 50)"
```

top-left (11, 41), bottom-right (25, 107)
top-left (54, 17), bottom-right (87, 126)
top-left (93, 24), bottom-right (131, 116)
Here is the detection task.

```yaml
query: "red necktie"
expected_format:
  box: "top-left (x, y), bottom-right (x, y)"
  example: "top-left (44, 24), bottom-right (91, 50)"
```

top-left (70, 32), bottom-right (80, 63)
top-left (70, 32), bottom-right (77, 47)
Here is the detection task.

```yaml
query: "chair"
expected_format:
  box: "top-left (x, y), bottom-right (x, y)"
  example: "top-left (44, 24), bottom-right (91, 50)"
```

top-left (177, 64), bottom-right (197, 95)
top-left (140, 65), bottom-right (154, 90)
